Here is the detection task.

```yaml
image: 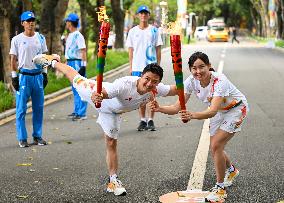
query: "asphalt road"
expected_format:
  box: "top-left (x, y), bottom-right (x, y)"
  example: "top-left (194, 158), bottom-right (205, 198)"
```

top-left (0, 40), bottom-right (283, 203)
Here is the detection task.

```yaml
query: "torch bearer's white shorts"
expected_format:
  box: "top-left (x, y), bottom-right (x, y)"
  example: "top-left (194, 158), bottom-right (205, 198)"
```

top-left (96, 112), bottom-right (121, 139)
top-left (72, 74), bottom-right (121, 139)
top-left (209, 104), bottom-right (248, 136)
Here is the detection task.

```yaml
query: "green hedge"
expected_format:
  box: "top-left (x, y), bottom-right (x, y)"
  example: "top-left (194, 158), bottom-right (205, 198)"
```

top-left (0, 82), bottom-right (15, 112)
top-left (275, 40), bottom-right (284, 48)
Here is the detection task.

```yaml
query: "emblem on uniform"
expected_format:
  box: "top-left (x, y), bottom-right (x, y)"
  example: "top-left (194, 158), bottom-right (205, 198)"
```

top-left (125, 97), bottom-right (132, 101)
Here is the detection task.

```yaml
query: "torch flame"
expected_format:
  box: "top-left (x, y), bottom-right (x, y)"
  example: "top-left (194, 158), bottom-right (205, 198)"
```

top-left (166, 21), bottom-right (182, 35)
top-left (97, 6), bottom-right (109, 22)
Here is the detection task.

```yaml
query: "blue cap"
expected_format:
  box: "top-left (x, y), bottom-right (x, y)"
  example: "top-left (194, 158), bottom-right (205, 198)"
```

top-left (65, 13), bottom-right (79, 22)
top-left (21, 11), bottom-right (35, 21)
top-left (137, 5), bottom-right (150, 14)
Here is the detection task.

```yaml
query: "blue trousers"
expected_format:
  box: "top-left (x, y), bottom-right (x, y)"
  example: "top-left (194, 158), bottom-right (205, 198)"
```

top-left (67, 60), bottom-right (87, 117)
top-left (16, 69), bottom-right (44, 141)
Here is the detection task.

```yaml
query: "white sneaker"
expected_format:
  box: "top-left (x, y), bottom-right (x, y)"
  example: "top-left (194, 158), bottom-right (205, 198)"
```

top-left (106, 178), bottom-right (126, 196)
top-left (32, 54), bottom-right (59, 68)
top-left (206, 185), bottom-right (227, 202)
top-left (224, 167), bottom-right (239, 187)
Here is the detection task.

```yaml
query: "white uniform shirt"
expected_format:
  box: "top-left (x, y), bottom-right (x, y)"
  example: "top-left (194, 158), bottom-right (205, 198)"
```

top-left (65, 30), bottom-right (86, 59)
top-left (9, 32), bottom-right (48, 70)
top-left (184, 72), bottom-right (248, 111)
top-left (73, 76), bottom-right (170, 114)
top-left (126, 25), bottom-right (163, 72)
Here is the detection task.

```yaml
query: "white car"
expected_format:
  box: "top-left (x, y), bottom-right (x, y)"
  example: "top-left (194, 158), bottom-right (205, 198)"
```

top-left (194, 26), bottom-right (208, 40)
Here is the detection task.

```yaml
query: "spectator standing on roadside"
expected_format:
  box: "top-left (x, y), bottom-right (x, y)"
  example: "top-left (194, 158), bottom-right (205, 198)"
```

top-left (65, 13), bottom-right (88, 121)
top-left (126, 5), bottom-right (163, 131)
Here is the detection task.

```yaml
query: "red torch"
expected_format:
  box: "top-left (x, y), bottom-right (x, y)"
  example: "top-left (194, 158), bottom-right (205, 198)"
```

top-left (95, 18), bottom-right (110, 108)
top-left (170, 35), bottom-right (188, 123)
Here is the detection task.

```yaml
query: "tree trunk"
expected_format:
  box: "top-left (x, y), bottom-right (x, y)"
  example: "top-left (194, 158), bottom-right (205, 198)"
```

top-left (78, 0), bottom-right (88, 49)
top-left (12, 0), bottom-right (23, 36)
top-left (261, 0), bottom-right (272, 37)
top-left (250, 0), bottom-right (271, 37)
top-left (22, 0), bottom-right (32, 11)
top-left (250, 7), bottom-right (261, 35)
top-left (0, 1), bottom-right (14, 84)
top-left (110, 0), bottom-right (125, 48)
top-left (276, 0), bottom-right (283, 38)
top-left (53, 0), bottom-right (69, 55)
top-left (40, 0), bottom-right (68, 55)
top-left (281, 0), bottom-right (284, 38)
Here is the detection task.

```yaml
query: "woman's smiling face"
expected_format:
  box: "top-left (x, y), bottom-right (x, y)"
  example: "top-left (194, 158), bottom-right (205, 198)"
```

top-left (190, 58), bottom-right (211, 82)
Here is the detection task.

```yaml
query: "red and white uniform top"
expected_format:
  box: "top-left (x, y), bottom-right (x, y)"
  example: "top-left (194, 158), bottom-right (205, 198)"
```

top-left (184, 71), bottom-right (248, 112)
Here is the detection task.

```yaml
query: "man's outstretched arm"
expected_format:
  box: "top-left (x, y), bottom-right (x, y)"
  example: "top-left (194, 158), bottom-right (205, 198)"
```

top-left (33, 54), bottom-right (78, 82)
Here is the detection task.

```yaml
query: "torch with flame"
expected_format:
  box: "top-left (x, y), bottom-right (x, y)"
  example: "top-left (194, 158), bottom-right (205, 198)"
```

top-left (169, 23), bottom-right (188, 123)
top-left (95, 6), bottom-right (110, 108)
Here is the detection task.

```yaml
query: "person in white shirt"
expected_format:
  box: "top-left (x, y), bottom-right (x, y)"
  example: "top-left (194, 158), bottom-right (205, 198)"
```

top-left (107, 31), bottom-right (115, 49)
top-left (32, 54), bottom-right (178, 196)
top-left (65, 13), bottom-right (88, 121)
top-left (9, 11), bottom-right (48, 148)
top-left (126, 5), bottom-right (163, 131)
top-left (150, 52), bottom-right (249, 202)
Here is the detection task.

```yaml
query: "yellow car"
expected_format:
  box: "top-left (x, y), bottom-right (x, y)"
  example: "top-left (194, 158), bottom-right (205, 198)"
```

top-left (207, 26), bottom-right (229, 42)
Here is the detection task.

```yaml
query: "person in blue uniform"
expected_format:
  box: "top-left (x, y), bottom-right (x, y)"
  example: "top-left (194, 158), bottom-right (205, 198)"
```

top-left (64, 13), bottom-right (88, 121)
top-left (9, 11), bottom-right (48, 147)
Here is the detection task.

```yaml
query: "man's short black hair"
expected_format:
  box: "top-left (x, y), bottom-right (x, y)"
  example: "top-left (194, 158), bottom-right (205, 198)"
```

top-left (70, 20), bottom-right (79, 28)
top-left (142, 63), bottom-right (163, 81)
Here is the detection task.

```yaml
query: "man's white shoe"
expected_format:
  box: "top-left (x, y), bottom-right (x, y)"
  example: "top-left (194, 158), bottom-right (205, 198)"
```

top-left (106, 178), bottom-right (126, 196)
top-left (32, 54), bottom-right (59, 68)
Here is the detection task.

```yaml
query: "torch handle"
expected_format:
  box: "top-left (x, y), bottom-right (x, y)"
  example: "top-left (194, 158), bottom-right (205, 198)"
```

top-left (170, 35), bottom-right (188, 123)
top-left (95, 21), bottom-right (110, 108)
top-left (95, 76), bottom-right (103, 108)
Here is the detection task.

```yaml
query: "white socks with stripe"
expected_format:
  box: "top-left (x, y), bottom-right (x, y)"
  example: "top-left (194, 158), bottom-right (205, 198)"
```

top-left (110, 174), bottom-right (118, 182)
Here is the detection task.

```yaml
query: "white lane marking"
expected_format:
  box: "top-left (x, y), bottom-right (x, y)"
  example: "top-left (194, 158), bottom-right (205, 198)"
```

top-left (187, 50), bottom-right (225, 190)
top-left (187, 119), bottom-right (210, 190)
top-left (217, 60), bottom-right (224, 74)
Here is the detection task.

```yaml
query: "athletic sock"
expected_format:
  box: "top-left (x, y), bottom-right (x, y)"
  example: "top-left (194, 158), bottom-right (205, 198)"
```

top-left (141, 118), bottom-right (147, 122)
top-left (51, 60), bottom-right (57, 68)
top-left (148, 118), bottom-right (153, 121)
top-left (109, 174), bottom-right (118, 182)
top-left (229, 165), bottom-right (235, 173)
top-left (216, 182), bottom-right (225, 189)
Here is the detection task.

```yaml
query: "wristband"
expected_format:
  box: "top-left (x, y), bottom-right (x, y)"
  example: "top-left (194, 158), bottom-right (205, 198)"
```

top-left (81, 61), bottom-right (87, 67)
top-left (51, 60), bottom-right (57, 68)
top-left (43, 68), bottom-right (48, 73)
top-left (11, 71), bottom-right (17, 78)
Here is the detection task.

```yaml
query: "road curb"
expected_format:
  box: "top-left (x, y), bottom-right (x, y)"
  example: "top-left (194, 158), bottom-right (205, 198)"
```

top-left (275, 47), bottom-right (284, 53)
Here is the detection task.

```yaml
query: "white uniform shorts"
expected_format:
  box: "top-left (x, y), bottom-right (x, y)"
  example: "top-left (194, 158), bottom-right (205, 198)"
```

top-left (72, 75), bottom-right (122, 139)
top-left (209, 104), bottom-right (247, 136)
top-left (96, 112), bottom-right (121, 139)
